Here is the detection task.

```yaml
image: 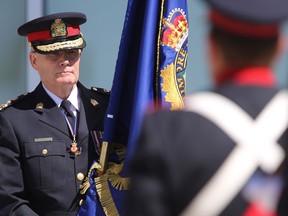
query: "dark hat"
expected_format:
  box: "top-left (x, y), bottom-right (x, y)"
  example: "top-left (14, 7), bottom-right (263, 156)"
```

top-left (204, 0), bottom-right (288, 37)
top-left (18, 12), bottom-right (87, 54)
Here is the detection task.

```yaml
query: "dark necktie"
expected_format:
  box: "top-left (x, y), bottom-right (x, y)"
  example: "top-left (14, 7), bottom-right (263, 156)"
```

top-left (61, 100), bottom-right (75, 127)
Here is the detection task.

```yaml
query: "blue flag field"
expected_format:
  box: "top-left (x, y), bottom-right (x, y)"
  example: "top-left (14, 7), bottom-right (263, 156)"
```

top-left (77, 0), bottom-right (189, 215)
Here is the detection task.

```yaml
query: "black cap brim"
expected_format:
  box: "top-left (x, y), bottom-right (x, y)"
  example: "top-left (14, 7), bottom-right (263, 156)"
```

top-left (205, 0), bottom-right (288, 24)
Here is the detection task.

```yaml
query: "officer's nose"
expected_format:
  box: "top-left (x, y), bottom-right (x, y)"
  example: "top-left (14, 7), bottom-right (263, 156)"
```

top-left (58, 52), bottom-right (70, 66)
top-left (59, 58), bottom-right (70, 67)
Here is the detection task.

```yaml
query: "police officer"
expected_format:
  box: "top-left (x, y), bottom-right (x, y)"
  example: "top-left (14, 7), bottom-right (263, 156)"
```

top-left (0, 12), bottom-right (110, 215)
top-left (126, 0), bottom-right (288, 215)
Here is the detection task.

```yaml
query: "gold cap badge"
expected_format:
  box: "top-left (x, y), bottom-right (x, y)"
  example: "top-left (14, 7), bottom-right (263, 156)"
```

top-left (51, 18), bottom-right (67, 38)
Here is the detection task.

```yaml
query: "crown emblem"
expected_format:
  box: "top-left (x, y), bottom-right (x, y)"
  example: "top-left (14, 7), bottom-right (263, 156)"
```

top-left (50, 18), bottom-right (67, 38)
top-left (161, 9), bottom-right (188, 51)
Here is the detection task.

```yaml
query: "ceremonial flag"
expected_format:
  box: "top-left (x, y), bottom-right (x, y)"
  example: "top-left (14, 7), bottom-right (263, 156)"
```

top-left (78, 0), bottom-right (188, 215)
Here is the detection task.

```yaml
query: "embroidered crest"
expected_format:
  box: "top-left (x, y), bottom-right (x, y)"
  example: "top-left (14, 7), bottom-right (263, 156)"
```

top-left (161, 63), bottom-right (186, 110)
top-left (159, 8), bottom-right (188, 110)
top-left (161, 9), bottom-right (188, 51)
top-left (50, 18), bottom-right (67, 38)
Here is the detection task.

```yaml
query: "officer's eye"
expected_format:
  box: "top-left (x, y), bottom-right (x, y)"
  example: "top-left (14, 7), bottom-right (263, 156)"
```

top-left (66, 49), bottom-right (80, 59)
top-left (46, 49), bottom-right (80, 61)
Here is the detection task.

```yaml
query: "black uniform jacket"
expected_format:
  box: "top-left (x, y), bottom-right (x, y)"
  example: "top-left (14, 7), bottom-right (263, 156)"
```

top-left (127, 71), bottom-right (288, 216)
top-left (0, 82), bottom-right (109, 216)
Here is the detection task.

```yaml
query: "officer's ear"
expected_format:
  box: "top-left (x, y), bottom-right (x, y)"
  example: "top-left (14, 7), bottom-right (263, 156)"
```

top-left (29, 49), bottom-right (38, 70)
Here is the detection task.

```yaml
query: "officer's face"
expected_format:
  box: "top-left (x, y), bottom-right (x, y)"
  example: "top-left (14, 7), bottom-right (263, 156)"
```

top-left (30, 49), bottom-right (82, 90)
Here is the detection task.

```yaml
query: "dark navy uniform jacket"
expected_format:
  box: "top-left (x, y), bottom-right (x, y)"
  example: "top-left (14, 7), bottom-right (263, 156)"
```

top-left (127, 68), bottom-right (288, 216)
top-left (0, 82), bottom-right (109, 216)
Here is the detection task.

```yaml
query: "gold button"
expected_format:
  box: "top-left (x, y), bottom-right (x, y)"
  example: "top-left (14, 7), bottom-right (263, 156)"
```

top-left (79, 199), bottom-right (84, 206)
top-left (77, 173), bottom-right (85, 181)
top-left (42, 149), bottom-right (48, 155)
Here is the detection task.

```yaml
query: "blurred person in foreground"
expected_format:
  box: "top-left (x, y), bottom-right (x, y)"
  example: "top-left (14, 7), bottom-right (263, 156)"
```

top-left (0, 12), bottom-right (110, 215)
top-left (126, 0), bottom-right (288, 215)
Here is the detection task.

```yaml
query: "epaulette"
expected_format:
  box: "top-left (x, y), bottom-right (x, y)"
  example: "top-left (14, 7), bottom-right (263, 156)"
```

top-left (0, 92), bottom-right (29, 111)
top-left (91, 86), bottom-right (111, 95)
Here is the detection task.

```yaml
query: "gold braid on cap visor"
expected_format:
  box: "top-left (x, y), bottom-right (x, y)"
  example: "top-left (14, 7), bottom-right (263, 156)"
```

top-left (34, 37), bottom-right (84, 52)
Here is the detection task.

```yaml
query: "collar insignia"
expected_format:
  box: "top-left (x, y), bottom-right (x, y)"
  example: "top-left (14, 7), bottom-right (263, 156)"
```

top-left (36, 102), bottom-right (44, 109)
top-left (90, 99), bottom-right (99, 107)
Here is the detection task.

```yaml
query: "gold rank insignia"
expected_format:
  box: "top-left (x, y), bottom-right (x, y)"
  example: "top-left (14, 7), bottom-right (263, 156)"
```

top-left (90, 99), bottom-right (98, 107)
top-left (36, 102), bottom-right (44, 109)
top-left (0, 92), bottom-right (29, 111)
